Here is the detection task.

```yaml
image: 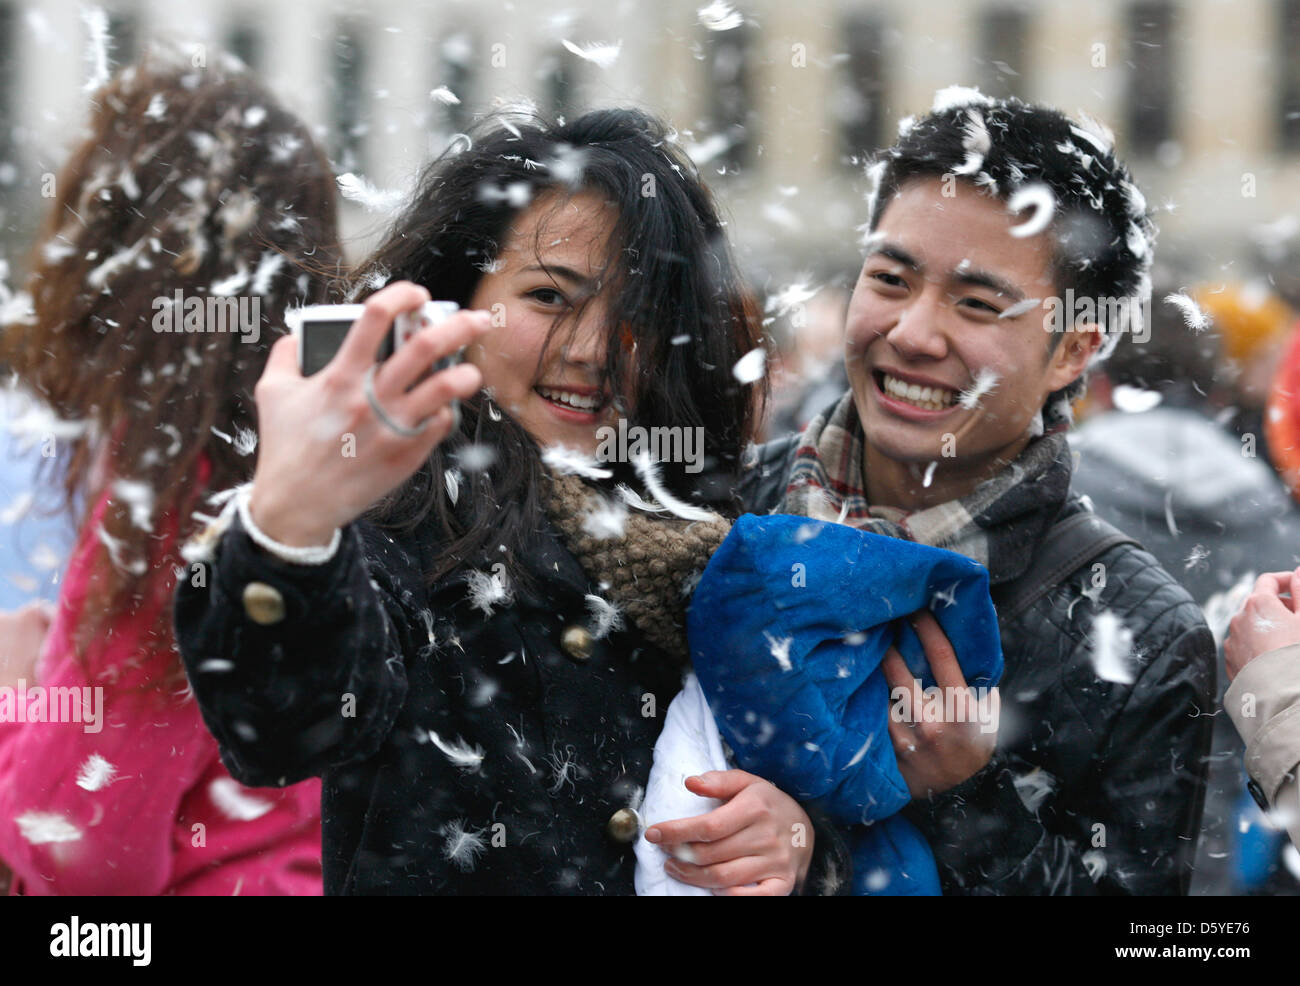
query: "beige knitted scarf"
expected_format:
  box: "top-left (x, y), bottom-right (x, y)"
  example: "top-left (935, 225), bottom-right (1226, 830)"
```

top-left (542, 472), bottom-right (732, 660)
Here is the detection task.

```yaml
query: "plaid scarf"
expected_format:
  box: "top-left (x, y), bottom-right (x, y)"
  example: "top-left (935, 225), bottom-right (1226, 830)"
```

top-left (780, 392), bottom-right (1074, 584)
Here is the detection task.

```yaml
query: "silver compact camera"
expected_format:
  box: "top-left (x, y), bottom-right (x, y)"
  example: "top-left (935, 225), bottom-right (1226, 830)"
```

top-left (290, 301), bottom-right (462, 377)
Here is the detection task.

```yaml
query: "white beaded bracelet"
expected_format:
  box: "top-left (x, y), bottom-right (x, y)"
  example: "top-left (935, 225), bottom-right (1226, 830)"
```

top-left (236, 488), bottom-right (342, 566)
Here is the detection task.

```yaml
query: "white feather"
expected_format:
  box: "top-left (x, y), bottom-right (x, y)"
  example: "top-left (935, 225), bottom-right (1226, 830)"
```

top-left (581, 494), bottom-right (627, 539)
top-left (999, 297), bottom-right (1042, 320)
top-left (957, 368), bottom-right (1001, 410)
top-left (16, 811), bottom-right (82, 844)
top-left (210, 266), bottom-right (250, 296)
top-left (561, 39), bottom-right (621, 68)
top-left (931, 85), bottom-right (992, 114)
top-left (1164, 292), bottom-right (1211, 333)
top-left (765, 280), bottom-right (818, 317)
top-left (1203, 571), bottom-right (1256, 648)
top-left (1081, 849), bottom-right (1107, 881)
top-left (1006, 183), bottom-right (1055, 239)
top-left (844, 734), bottom-right (873, 769)
top-left (861, 161), bottom-right (888, 233)
top-left (585, 594), bottom-right (625, 640)
top-left (209, 777), bottom-right (273, 821)
top-left (698, 0), bottom-right (743, 30)
top-left (1090, 610), bottom-right (1135, 684)
top-left (336, 172), bottom-right (405, 214)
top-left (81, 6), bottom-right (110, 94)
top-left (250, 252), bottom-right (284, 296)
top-left (428, 730), bottom-right (486, 772)
top-left (87, 239), bottom-right (149, 290)
top-left (1012, 767), bottom-right (1057, 813)
top-left (951, 108), bottom-right (991, 177)
top-left (765, 632), bottom-right (793, 672)
top-left (465, 568), bottom-right (513, 617)
top-left (454, 443), bottom-right (497, 472)
top-left (1112, 384), bottom-right (1163, 413)
top-left (616, 484), bottom-right (667, 513)
top-left (233, 426), bottom-right (258, 457)
top-left (542, 444), bottom-right (612, 480)
top-left (75, 753), bottom-right (118, 792)
top-left (732, 347), bottom-right (766, 384)
top-left (1183, 544), bottom-right (1210, 571)
top-left (97, 523), bottom-right (147, 576)
top-left (440, 819), bottom-right (488, 872)
top-left (632, 452), bottom-right (721, 522)
top-left (0, 491), bottom-right (32, 525)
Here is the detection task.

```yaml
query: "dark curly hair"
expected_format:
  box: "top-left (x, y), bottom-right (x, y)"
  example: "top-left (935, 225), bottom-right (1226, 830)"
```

top-left (865, 90), bottom-right (1156, 410)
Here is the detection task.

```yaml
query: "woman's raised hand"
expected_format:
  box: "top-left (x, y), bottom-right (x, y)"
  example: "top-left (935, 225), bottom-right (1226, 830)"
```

top-left (248, 281), bottom-right (488, 547)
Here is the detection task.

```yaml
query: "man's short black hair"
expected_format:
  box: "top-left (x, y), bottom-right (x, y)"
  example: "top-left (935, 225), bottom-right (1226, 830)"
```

top-left (865, 88), bottom-right (1156, 418)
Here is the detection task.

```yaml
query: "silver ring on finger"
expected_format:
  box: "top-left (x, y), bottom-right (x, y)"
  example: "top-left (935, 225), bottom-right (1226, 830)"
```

top-left (364, 364), bottom-right (429, 438)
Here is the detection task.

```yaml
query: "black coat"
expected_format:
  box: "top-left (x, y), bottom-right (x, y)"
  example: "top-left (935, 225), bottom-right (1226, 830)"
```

top-left (174, 507), bottom-right (849, 895)
top-left (740, 434), bottom-right (1217, 895)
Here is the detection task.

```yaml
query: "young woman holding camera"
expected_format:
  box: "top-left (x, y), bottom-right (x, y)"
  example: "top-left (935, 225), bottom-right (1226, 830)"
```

top-left (175, 108), bottom-right (844, 894)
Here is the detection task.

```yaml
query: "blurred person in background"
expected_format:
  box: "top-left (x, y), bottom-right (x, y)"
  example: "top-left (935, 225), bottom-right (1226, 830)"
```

top-left (1222, 309), bottom-right (1300, 868)
top-left (0, 45), bottom-right (341, 895)
top-left (1072, 280), bottom-right (1299, 607)
top-left (1225, 565), bottom-right (1300, 861)
top-left (763, 284), bottom-right (850, 440)
top-left (0, 375), bottom-right (76, 611)
top-left (1071, 279), bottom-right (1300, 895)
top-left (1, 277), bottom-right (78, 633)
top-left (1198, 282), bottom-right (1297, 472)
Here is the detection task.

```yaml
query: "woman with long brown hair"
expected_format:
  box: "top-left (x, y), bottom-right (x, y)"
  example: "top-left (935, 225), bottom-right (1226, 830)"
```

top-left (0, 45), bottom-right (342, 895)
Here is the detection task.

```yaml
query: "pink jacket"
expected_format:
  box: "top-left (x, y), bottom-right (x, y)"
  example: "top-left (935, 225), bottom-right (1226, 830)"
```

top-left (0, 473), bottom-right (322, 895)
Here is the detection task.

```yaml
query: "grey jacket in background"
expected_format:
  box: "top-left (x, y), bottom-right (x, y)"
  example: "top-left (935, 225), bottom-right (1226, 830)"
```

top-left (1070, 407), bottom-right (1300, 609)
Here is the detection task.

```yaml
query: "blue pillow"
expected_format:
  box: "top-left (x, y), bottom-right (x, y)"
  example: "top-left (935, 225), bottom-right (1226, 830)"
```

top-left (687, 513), bottom-right (1003, 827)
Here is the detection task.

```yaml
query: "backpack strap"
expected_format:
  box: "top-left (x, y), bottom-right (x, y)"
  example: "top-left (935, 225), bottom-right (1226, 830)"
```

top-left (992, 510), bottom-right (1140, 623)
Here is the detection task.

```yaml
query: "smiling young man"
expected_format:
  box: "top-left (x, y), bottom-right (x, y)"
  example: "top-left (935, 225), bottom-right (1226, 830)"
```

top-left (742, 90), bottom-right (1216, 895)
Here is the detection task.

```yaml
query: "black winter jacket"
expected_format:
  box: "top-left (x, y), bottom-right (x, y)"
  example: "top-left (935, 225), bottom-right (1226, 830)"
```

top-left (174, 507), bottom-right (851, 895)
top-left (740, 435), bottom-right (1217, 895)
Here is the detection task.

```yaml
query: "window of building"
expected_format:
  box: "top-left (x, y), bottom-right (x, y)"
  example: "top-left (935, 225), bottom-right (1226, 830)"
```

top-left (1279, 0), bottom-right (1300, 149)
top-left (227, 21), bottom-right (262, 72)
top-left (1125, 0), bottom-right (1177, 155)
top-left (436, 32), bottom-right (475, 134)
top-left (0, 0), bottom-right (16, 222)
top-left (107, 8), bottom-right (138, 68)
top-left (331, 21), bottom-right (368, 172)
top-left (979, 6), bottom-right (1028, 99)
top-left (542, 48), bottom-right (580, 122)
top-left (704, 23), bottom-right (754, 172)
top-left (838, 13), bottom-right (888, 164)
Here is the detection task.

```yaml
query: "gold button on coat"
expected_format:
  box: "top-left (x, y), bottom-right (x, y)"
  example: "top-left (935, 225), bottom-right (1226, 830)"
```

top-left (242, 582), bottom-right (286, 625)
top-left (607, 808), bottom-right (639, 843)
top-left (561, 625), bottom-right (594, 661)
